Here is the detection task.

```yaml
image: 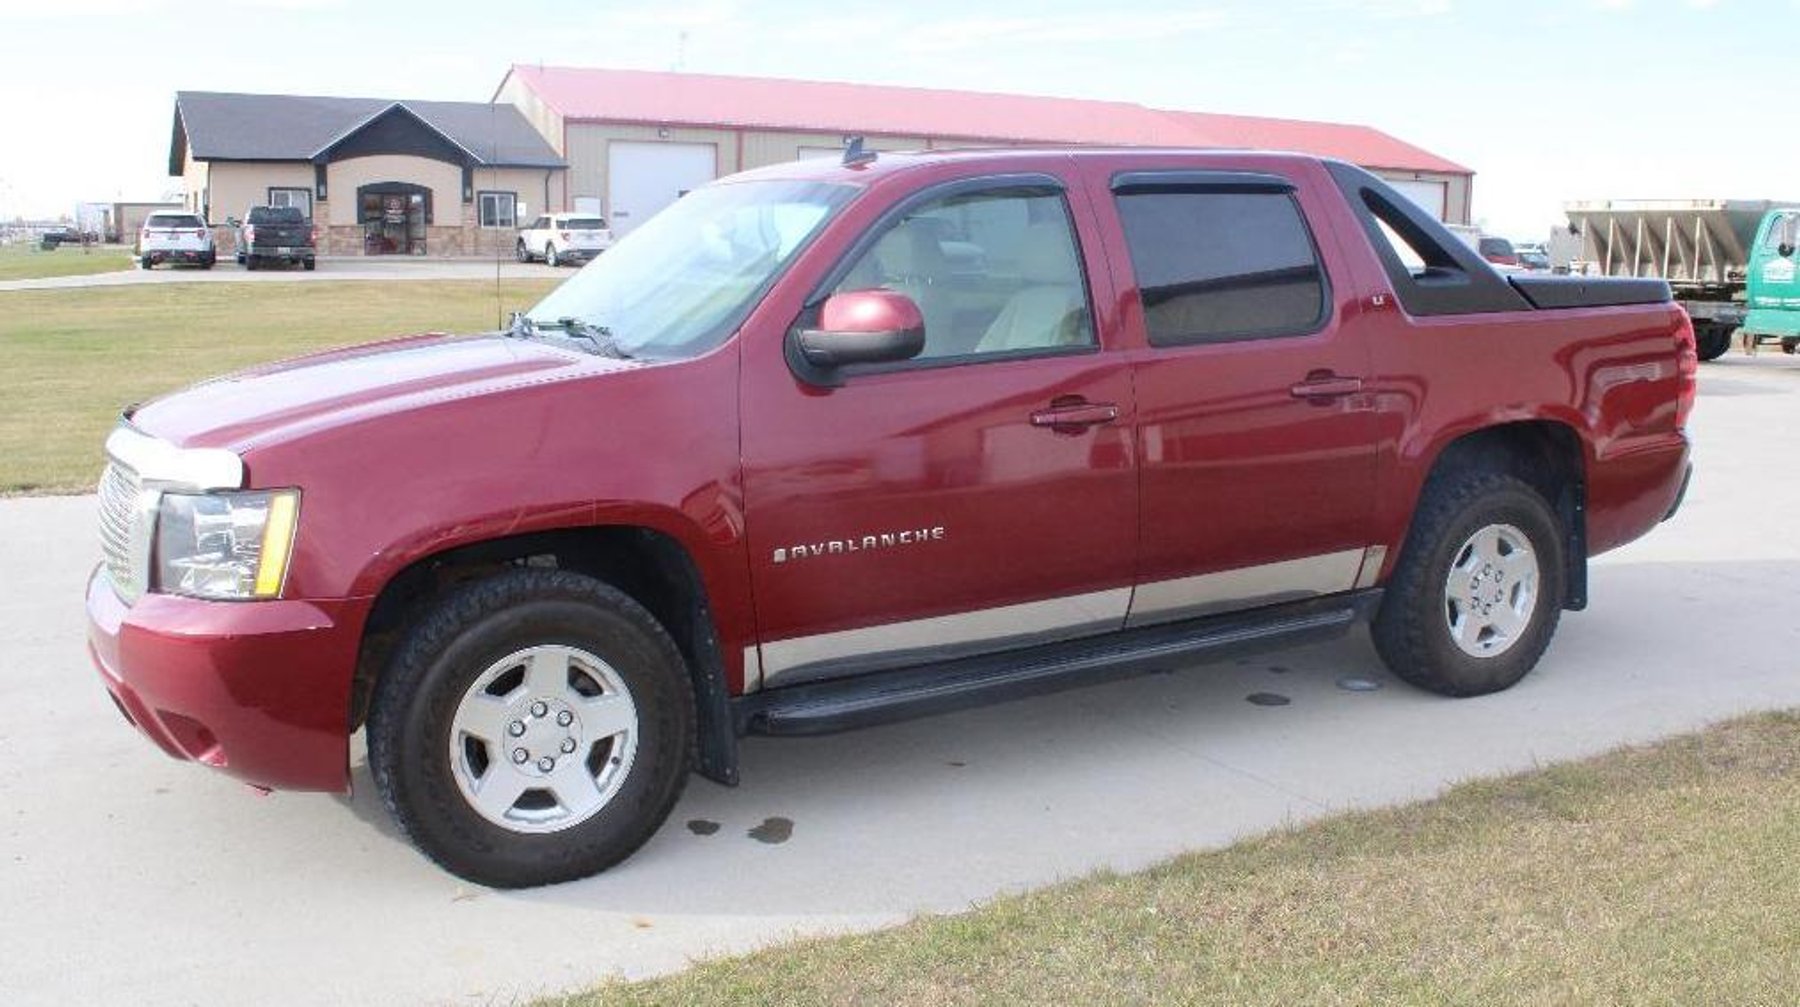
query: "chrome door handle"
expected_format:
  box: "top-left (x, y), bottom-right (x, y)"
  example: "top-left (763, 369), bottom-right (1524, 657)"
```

top-left (1289, 375), bottom-right (1363, 399)
top-left (1030, 402), bottom-right (1119, 429)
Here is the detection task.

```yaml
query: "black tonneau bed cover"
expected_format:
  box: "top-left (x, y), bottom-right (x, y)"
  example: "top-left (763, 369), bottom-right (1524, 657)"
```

top-left (1509, 274), bottom-right (1671, 310)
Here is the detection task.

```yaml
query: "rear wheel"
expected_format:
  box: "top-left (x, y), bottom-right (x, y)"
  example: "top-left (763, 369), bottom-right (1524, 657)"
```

top-left (368, 570), bottom-right (694, 888)
top-left (139, 256), bottom-right (153, 270)
top-left (244, 255), bottom-right (259, 271)
top-left (546, 244), bottom-right (561, 268)
top-left (302, 258), bottom-right (316, 272)
top-left (1695, 325), bottom-right (1732, 361)
top-left (1372, 471), bottom-right (1565, 697)
top-left (1782, 337), bottom-right (1799, 355)
top-left (516, 240), bottom-right (531, 263)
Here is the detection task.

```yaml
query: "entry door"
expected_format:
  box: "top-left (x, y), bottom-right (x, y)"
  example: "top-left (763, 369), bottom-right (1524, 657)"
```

top-left (607, 142), bottom-right (715, 235)
top-left (742, 179), bottom-right (1137, 688)
top-left (1103, 173), bottom-right (1379, 627)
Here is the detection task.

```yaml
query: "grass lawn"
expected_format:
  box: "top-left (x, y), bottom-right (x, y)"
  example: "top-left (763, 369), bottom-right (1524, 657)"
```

top-left (559, 710), bottom-right (1800, 1006)
top-left (0, 279), bottom-right (557, 493)
top-left (0, 241), bottom-right (136, 281)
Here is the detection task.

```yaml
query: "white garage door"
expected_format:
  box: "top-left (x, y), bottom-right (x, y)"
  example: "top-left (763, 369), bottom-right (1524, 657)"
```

top-left (1386, 178), bottom-right (1448, 221)
top-left (608, 142), bottom-right (716, 235)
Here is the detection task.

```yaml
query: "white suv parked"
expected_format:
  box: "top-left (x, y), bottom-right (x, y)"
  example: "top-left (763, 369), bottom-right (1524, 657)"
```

top-left (516, 213), bottom-right (614, 267)
top-left (138, 212), bottom-right (216, 270)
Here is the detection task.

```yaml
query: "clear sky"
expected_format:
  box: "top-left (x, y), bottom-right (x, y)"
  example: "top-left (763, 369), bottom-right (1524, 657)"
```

top-left (5, 0), bottom-right (1796, 240)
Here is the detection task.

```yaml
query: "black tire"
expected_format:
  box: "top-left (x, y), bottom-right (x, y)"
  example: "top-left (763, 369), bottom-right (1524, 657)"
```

top-left (1695, 326), bottom-right (1732, 361)
top-left (546, 244), bottom-right (561, 268)
top-left (1372, 470), bottom-right (1565, 697)
top-left (516, 240), bottom-right (531, 263)
top-left (244, 255), bottom-right (258, 271)
top-left (302, 258), bottom-right (316, 271)
top-left (368, 570), bottom-right (694, 888)
top-left (139, 256), bottom-right (153, 270)
top-left (1782, 337), bottom-right (1799, 355)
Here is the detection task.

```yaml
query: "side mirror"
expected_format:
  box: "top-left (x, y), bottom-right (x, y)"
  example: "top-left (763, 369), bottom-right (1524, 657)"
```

top-left (789, 289), bottom-right (925, 384)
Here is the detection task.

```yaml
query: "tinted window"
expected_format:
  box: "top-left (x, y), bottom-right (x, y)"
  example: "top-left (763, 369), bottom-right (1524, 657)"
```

top-left (247, 206), bottom-right (305, 224)
top-left (831, 187), bottom-right (1094, 360)
top-left (146, 214), bottom-right (203, 228)
top-left (1478, 237), bottom-right (1515, 257)
top-left (564, 217), bottom-right (607, 230)
top-left (1116, 191), bottom-right (1326, 345)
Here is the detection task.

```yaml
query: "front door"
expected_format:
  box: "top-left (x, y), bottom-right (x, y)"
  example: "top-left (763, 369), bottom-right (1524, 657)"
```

top-left (1093, 164), bottom-right (1380, 626)
top-left (741, 175), bottom-right (1137, 688)
top-left (360, 189), bottom-right (427, 255)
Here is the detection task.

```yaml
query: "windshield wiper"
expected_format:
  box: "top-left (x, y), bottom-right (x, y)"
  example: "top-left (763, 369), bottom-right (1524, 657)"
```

top-left (506, 313), bottom-right (631, 359)
top-left (552, 317), bottom-right (632, 359)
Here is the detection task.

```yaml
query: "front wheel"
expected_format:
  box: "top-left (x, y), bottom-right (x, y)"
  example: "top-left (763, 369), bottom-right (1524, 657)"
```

top-left (368, 570), bottom-right (694, 888)
top-left (1372, 471), bottom-right (1565, 697)
top-left (546, 244), bottom-right (561, 268)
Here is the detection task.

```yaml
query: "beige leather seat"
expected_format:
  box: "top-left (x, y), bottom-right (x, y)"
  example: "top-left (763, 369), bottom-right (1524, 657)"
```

top-left (974, 225), bottom-right (1091, 353)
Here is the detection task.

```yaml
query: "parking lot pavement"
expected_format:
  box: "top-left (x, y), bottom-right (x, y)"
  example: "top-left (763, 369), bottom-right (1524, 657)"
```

top-left (2, 356), bottom-right (1797, 1006)
top-left (0, 256), bottom-right (569, 291)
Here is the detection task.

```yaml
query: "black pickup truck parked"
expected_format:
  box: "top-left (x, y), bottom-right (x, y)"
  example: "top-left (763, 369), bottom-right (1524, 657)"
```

top-left (230, 205), bottom-right (316, 271)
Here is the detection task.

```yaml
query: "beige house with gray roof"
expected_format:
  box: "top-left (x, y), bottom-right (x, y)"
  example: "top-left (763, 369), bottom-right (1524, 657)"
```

top-left (170, 92), bottom-right (567, 257)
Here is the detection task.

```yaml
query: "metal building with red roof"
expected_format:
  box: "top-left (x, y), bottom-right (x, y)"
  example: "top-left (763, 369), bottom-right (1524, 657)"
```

top-left (494, 64), bottom-right (1471, 234)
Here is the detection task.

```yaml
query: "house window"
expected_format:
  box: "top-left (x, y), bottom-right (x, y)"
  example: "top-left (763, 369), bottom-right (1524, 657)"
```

top-left (478, 191), bottom-right (518, 229)
top-left (268, 187), bottom-right (312, 219)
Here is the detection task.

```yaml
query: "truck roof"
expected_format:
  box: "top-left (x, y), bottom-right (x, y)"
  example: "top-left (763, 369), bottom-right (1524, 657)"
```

top-left (725, 146), bottom-right (1333, 187)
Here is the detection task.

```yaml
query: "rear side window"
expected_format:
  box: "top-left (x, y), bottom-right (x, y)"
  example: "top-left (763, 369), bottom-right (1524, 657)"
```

top-left (1115, 191), bottom-right (1327, 345)
top-left (146, 214), bottom-right (203, 228)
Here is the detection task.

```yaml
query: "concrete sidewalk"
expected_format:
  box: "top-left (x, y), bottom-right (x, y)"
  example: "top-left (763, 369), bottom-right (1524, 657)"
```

top-left (1, 356), bottom-right (1796, 1006)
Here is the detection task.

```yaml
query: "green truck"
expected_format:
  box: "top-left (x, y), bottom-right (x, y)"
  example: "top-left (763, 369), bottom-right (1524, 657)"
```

top-left (1745, 208), bottom-right (1800, 352)
top-left (1565, 199), bottom-right (1800, 359)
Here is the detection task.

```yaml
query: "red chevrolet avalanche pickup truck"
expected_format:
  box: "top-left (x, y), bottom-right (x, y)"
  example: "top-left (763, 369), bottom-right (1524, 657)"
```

top-left (87, 149), bottom-right (1694, 887)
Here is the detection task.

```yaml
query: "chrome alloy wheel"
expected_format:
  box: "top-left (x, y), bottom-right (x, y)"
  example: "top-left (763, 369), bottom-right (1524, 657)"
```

top-left (1443, 523), bottom-right (1539, 658)
top-left (448, 645), bottom-right (639, 833)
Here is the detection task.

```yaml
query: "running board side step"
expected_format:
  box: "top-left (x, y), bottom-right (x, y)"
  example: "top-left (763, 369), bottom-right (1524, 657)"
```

top-left (733, 590), bottom-right (1382, 737)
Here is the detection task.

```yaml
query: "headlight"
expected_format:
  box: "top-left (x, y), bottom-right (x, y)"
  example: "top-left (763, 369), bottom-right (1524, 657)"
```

top-left (154, 490), bottom-right (299, 600)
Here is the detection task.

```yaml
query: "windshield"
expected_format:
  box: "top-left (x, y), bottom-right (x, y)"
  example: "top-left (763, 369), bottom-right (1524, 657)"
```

top-left (528, 179), bottom-right (857, 360)
top-left (1479, 237), bottom-right (1515, 257)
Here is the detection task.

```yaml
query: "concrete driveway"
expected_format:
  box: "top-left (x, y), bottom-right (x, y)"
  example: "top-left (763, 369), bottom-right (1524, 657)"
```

top-left (2, 356), bottom-right (1797, 1006)
top-left (0, 256), bottom-right (569, 292)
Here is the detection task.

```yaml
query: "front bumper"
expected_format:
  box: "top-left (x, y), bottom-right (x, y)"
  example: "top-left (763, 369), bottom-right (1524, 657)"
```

top-left (85, 566), bottom-right (365, 792)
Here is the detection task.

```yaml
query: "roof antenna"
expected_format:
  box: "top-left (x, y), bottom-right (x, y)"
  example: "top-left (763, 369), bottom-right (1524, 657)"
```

top-left (842, 136), bottom-right (876, 168)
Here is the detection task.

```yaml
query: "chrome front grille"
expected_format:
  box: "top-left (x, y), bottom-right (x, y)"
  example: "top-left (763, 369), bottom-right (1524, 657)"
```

top-left (97, 461), bottom-right (142, 593)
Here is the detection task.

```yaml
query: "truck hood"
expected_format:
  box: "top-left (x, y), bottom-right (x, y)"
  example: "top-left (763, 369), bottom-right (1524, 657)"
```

top-left (128, 333), bottom-right (635, 452)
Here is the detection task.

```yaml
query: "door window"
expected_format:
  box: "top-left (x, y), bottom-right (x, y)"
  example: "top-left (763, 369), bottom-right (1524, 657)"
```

top-left (831, 186), bottom-right (1095, 360)
top-left (1115, 190), bottom-right (1327, 345)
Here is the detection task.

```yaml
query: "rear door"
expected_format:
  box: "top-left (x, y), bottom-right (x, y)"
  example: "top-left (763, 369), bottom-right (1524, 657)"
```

top-left (740, 170), bottom-right (1138, 688)
top-left (1088, 163), bottom-right (1382, 626)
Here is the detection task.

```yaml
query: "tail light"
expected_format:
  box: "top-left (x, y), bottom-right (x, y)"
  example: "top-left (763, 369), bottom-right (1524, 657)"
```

top-left (311, 225), bottom-right (320, 243)
top-left (242, 225), bottom-right (255, 245)
top-left (1673, 307), bottom-right (1698, 429)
